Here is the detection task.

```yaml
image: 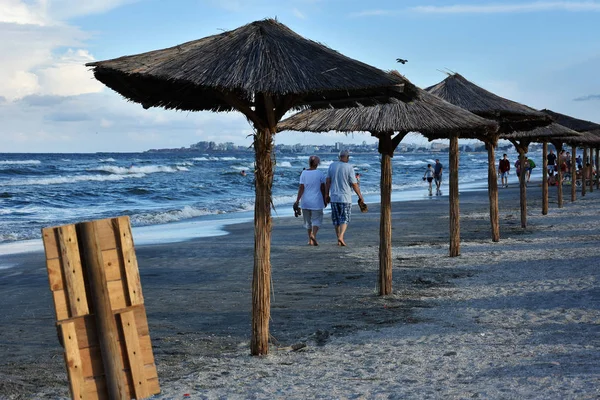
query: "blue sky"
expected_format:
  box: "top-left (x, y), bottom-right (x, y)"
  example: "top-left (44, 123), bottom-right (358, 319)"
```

top-left (1, 0), bottom-right (599, 152)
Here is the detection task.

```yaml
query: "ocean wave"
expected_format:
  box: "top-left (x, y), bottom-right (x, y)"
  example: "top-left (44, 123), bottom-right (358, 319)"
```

top-left (0, 160), bottom-right (41, 165)
top-left (94, 165), bottom-right (188, 175)
top-left (1, 173), bottom-right (145, 186)
top-left (220, 157), bottom-right (238, 161)
top-left (276, 161), bottom-right (293, 168)
top-left (395, 160), bottom-right (428, 166)
top-left (131, 205), bottom-right (214, 225)
top-left (99, 158), bottom-right (116, 162)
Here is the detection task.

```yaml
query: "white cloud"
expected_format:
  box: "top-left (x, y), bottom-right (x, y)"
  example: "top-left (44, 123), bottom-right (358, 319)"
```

top-left (0, 0), bottom-right (48, 25)
top-left (292, 8), bottom-right (306, 19)
top-left (411, 2), bottom-right (600, 14)
top-left (348, 9), bottom-right (396, 17)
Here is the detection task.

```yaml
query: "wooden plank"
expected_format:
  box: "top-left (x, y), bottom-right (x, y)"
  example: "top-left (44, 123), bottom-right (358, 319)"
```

top-left (41, 227), bottom-right (59, 260)
top-left (115, 216), bottom-right (144, 306)
top-left (107, 279), bottom-right (127, 310)
top-left (46, 258), bottom-right (63, 291)
top-left (120, 310), bottom-right (149, 398)
top-left (58, 225), bottom-right (89, 317)
top-left (61, 322), bottom-right (85, 400)
top-left (102, 249), bottom-right (122, 282)
top-left (53, 290), bottom-right (70, 321)
top-left (95, 218), bottom-right (118, 251)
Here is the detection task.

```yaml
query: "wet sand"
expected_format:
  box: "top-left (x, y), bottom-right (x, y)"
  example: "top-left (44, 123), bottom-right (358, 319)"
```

top-left (1, 182), bottom-right (599, 399)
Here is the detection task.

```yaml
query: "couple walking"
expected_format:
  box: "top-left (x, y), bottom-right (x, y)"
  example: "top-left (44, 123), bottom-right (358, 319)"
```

top-left (423, 159), bottom-right (443, 195)
top-left (294, 150), bottom-right (365, 247)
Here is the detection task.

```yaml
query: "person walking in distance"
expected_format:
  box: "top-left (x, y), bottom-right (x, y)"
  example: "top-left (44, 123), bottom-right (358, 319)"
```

top-left (294, 155), bottom-right (327, 246)
top-left (547, 149), bottom-right (557, 175)
top-left (326, 149), bottom-right (365, 246)
top-left (433, 159), bottom-right (443, 195)
top-left (498, 153), bottom-right (510, 188)
top-left (423, 164), bottom-right (435, 195)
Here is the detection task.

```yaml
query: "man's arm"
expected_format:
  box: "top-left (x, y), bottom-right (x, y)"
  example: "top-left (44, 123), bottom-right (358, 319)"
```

top-left (295, 184), bottom-right (305, 205)
top-left (325, 177), bottom-right (331, 204)
top-left (352, 182), bottom-right (364, 203)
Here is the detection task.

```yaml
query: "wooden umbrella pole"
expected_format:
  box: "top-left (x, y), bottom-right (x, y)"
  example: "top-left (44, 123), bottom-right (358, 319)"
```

top-left (449, 135), bottom-right (460, 257)
top-left (78, 221), bottom-right (128, 399)
top-left (519, 149), bottom-right (528, 228)
top-left (542, 142), bottom-right (548, 215)
top-left (586, 147), bottom-right (594, 193)
top-left (596, 148), bottom-right (599, 190)
top-left (582, 147), bottom-right (587, 197)
top-left (571, 145), bottom-right (577, 202)
top-left (379, 150), bottom-right (393, 295)
top-left (251, 123), bottom-right (274, 356)
top-left (486, 139), bottom-right (500, 242)
top-left (557, 144), bottom-right (563, 208)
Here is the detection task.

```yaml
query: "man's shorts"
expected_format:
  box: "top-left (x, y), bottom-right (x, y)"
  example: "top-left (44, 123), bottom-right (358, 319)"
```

top-left (330, 202), bottom-right (352, 226)
top-left (500, 171), bottom-right (508, 179)
top-left (434, 174), bottom-right (442, 183)
top-left (302, 209), bottom-right (324, 229)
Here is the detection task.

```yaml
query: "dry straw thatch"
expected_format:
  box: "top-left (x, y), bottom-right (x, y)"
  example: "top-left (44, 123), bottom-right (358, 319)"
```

top-left (541, 109), bottom-right (600, 147)
top-left (86, 19), bottom-right (407, 113)
top-left (500, 122), bottom-right (581, 141)
top-left (425, 73), bottom-right (552, 132)
top-left (277, 72), bottom-right (498, 139)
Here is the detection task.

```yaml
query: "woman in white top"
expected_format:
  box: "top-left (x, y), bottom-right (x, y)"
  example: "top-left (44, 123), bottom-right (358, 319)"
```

top-left (294, 155), bottom-right (327, 246)
top-left (423, 164), bottom-right (434, 195)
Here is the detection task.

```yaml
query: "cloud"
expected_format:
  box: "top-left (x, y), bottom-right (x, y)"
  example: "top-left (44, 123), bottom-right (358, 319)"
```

top-left (410, 2), bottom-right (600, 14)
top-left (348, 9), bottom-right (397, 17)
top-left (292, 8), bottom-right (305, 19)
top-left (18, 94), bottom-right (70, 107)
top-left (573, 94), bottom-right (600, 101)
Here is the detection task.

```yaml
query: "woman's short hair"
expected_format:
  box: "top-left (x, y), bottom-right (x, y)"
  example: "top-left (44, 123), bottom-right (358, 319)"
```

top-left (309, 155), bottom-right (320, 168)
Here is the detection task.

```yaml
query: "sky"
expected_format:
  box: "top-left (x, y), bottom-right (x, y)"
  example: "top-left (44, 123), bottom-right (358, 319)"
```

top-left (1, 0), bottom-right (599, 153)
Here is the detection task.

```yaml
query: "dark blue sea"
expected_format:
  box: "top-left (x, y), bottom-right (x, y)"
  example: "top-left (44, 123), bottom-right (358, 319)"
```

top-left (0, 148), bottom-right (539, 261)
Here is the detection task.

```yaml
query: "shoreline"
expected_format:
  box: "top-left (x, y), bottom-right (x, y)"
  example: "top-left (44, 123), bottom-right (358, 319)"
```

top-left (1, 182), bottom-right (599, 398)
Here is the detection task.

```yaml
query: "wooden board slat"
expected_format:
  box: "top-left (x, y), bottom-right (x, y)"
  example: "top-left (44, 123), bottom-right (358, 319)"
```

top-left (107, 279), bottom-right (127, 310)
top-left (102, 249), bottom-right (122, 282)
top-left (58, 225), bottom-right (89, 317)
top-left (120, 310), bottom-right (149, 398)
top-left (95, 218), bottom-right (118, 251)
top-left (46, 258), bottom-right (63, 291)
top-left (53, 290), bottom-right (69, 321)
top-left (61, 322), bottom-right (85, 400)
top-left (116, 217), bottom-right (144, 306)
top-left (42, 227), bottom-right (60, 260)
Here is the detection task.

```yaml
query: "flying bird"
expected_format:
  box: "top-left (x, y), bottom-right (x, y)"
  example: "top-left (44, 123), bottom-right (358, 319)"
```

top-left (396, 58), bottom-right (408, 64)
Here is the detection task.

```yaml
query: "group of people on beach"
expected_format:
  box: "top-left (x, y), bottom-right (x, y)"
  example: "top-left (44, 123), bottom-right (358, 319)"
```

top-left (294, 150), bottom-right (365, 247)
top-left (496, 149), bottom-right (598, 188)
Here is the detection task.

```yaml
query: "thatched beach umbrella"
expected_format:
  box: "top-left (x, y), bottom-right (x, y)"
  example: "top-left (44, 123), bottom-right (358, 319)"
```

top-left (426, 73), bottom-right (551, 232)
top-left (279, 71), bottom-right (497, 292)
top-left (542, 110), bottom-right (600, 200)
top-left (86, 19), bottom-right (409, 356)
top-left (500, 123), bottom-right (580, 214)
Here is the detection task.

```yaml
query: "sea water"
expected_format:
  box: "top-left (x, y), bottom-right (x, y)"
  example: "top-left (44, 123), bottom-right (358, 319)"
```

top-left (0, 148), bottom-right (542, 259)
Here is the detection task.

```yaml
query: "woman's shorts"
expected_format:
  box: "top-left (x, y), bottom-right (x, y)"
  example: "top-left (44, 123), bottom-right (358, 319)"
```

top-left (427, 177), bottom-right (433, 182)
top-left (330, 202), bottom-right (351, 226)
top-left (302, 209), bottom-right (324, 229)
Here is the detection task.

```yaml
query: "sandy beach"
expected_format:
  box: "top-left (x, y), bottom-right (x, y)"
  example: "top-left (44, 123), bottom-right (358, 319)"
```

top-left (1, 182), bottom-right (599, 399)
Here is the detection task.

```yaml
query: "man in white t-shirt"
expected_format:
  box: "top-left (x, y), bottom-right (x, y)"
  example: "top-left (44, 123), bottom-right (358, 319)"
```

top-left (294, 155), bottom-right (327, 246)
top-left (326, 149), bottom-right (364, 246)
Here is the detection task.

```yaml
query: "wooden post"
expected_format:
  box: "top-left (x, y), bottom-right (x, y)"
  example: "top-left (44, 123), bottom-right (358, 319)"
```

top-left (379, 148), bottom-right (393, 295)
top-left (596, 148), bottom-right (599, 190)
top-left (582, 147), bottom-right (587, 197)
top-left (251, 124), bottom-right (273, 356)
top-left (556, 144), bottom-right (563, 208)
top-left (77, 221), bottom-right (128, 400)
top-left (571, 145), bottom-right (577, 202)
top-left (486, 139), bottom-right (500, 242)
top-left (542, 142), bottom-right (548, 215)
top-left (449, 135), bottom-right (460, 257)
top-left (589, 148), bottom-right (594, 193)
top-left (518, 149), bottom-right (528, 228)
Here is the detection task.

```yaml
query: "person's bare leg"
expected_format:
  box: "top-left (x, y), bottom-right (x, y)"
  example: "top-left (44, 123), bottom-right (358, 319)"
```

top-left (311, 226), bottom-right (319, 246)
top-left (307, 228), bottom-right (313, 245)
top-left (337, 223), bottom-right (348, 246)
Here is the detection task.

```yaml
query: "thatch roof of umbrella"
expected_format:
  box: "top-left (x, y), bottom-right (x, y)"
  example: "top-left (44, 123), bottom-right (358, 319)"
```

top-left (277, 71), bottom-right (498, 139)
top-left (425, 73), bottom-right (552, 133)
top-left (542, 109), bottom-right (600, 133)
top-left (500, 122), bottom-right (581, 141)
top-left (86, 19), bottom-right (408, 113)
